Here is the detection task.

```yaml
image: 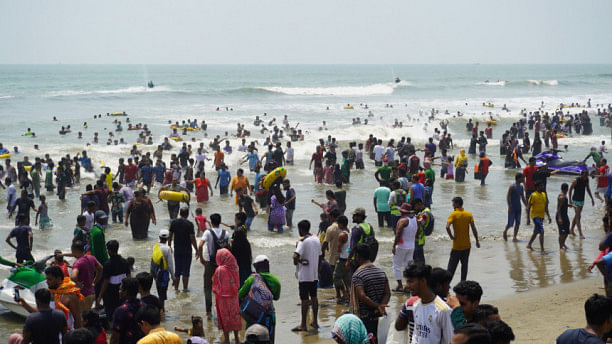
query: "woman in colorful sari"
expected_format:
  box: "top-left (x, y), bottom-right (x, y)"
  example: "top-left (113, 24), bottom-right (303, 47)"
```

top-left (212, 248), bottom-right (242, 344)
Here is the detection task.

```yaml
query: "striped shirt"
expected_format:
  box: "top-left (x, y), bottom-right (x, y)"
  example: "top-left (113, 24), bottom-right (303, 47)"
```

top-left (351, 264), bottom-right (388, 319)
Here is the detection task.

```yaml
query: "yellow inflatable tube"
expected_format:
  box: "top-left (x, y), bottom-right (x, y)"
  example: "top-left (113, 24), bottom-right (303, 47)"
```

top-left (344, 106), bottom-right (354, 110)
top-left (555, 134), bottom-right (566, 138)
top-left (484, 104), bottom-right (494, 108)
top-left (111, 112), bottom-right (126, 116)
top-left (170, 136), bottom-right (183, 142)
top-left (24, 165), bottom-right (31, 172)
top-left (159, 190), bottom-right (190, 202)
top-left (486, 120), bottom-right (497, 125)
top-left (0, 153), bottom-right (10, 159)
top-left (262, 167), bottom-right (287, 190)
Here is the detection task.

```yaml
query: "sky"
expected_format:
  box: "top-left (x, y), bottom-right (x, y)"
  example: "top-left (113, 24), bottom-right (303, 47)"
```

top-left (1, 0), bottom-right (611, 64)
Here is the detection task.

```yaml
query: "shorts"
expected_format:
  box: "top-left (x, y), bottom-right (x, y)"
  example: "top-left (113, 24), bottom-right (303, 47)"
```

top-left (532, 217), bottom-right (544, 234)
top-left (298, 281), bottom-right (318, 300)
top-left (572, 200), bottom-right (584, 207)
top-left (597, 187), bottom-right (607, 194)
top-left (507, 210), bottom-right (521, 227)
top-left (174, 253), bottom-right (192, 277)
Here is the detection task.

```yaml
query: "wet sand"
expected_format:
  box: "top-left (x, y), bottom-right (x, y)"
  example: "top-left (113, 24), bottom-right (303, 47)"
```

top-left (495, 275), bottom-right (601, 343)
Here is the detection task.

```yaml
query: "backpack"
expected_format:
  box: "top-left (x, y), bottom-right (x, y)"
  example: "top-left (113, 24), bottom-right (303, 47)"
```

top-left (209, 229), bottom-right (229, 265)
top-left (240, 273), bottom-right (274, 324)
top-left (421, 209), bottom-right (435, 236)
top-left (359, 223), bottom-right (379, 262)
top-left (394, 189), bottom-right (407, 208)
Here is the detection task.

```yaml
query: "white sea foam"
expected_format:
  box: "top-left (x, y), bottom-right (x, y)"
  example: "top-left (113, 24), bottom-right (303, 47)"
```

top-left (258, 81), bottom-right (411, 96)
top-left (477, 81), bottom-right (506, 86)
top-left (0, 95), bottom-right (14, 100)
top-left (46, 85), bottom-right (173, 97)
top-left (527, 80), bottom-right (558, 86)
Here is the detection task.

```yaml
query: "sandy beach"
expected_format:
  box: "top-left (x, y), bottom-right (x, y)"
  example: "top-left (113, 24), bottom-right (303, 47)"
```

top-left (494, 275), bottom-right (601, 343)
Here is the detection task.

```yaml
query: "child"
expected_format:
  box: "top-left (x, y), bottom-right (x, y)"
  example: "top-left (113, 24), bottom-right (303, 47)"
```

top-left (175, 316), bottom-right (208, 344)
top-left (136, 271), bottom-right (164, 319)
top-left (73, 215), bottom-right (89, 247)
top-left (237, 188), bottom-right (258, 231)
top-left (51, 249), bottom-right (70, 277)
top-left (446, 156), bottom-right (455, 180)
top-left (35, 195), bottom-right (52, 230)
top-left (109, 182), bottom-right (125, 224)
top-left (324, 161), bottom-right (334, 184)
top-left (194, 208), bottom-right (211, 236)
top-left (317, 213), bottom-right (330, 242)
top-left (104, 167), bottom-right (114, 191)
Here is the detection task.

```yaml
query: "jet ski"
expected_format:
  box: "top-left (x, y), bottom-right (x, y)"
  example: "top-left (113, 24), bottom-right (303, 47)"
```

top-left (394, 77), bottom-right (401, 83)
top-left (535, 150), bottom-right (595, 175)
top-left (147, 81), bottom-right (154, 88)
top-left (0, 255), bottom-right (52, 317)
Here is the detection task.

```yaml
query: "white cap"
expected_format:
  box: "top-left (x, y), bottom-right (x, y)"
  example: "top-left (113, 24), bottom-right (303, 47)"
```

top-left (159, 229), bottom-right (170, 238)
top-left (253, 254), bottom-right (269, 265)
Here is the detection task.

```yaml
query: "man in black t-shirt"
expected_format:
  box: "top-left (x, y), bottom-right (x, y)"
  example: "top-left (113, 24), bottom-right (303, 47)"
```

top-left (169, 207), bottom-right (199, 291)
top-left (22, 288), bottom-right (67, 344)
top-left (97, 240), bottom-right (130, 317)
top-left (9, 190), bottom-right (36, 225)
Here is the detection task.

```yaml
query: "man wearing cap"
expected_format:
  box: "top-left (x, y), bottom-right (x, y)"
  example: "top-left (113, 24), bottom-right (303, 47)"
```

top-left (151, 229), bottom-right (175, 312)
top-left (90, 210), bottom-right (109, 266)
top-left (239, 255), bottom-right (280, 343)
top-left (347, 207), bottom-right (377, 268)
top-left (6, 214), bottom-right (33, 263)
top-left (392, 203), bottom-right (419, 292)
top-left (243, 324), bottom-right (270, 344)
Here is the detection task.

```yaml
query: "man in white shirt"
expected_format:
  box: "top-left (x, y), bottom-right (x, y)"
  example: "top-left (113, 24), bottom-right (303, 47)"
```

top-left (195, 148), bottom-right (207, 168)
top-left (404, 263), bottom-right (454, 344)
top-left (292, 220), bottom-right (321, 332)
top-left (285, 141), bottom-right (294, 165)
top-left (198, 213), bottom-right (229, 317)
top-left (82, 201), bottom-right (96, 230)
top-left (5, 177), bottom-right (16, 214)
top-left (373, 140), bottom-right (385, 166)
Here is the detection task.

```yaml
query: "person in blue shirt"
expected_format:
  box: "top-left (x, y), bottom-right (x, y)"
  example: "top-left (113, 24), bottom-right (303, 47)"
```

top-left (78, 150), bottom-right (93, 172)
top-left (242, 148), bottom-right (259, 172)
top-left (0, 143), bottom-right (8, 155)
top-left (556, 294), bottom-right (612, 344)
top-left (215, 164), bottom-right (231, 195)
top-left (152, 160), bottom-right (166, 185)
top-left (139, 161), bottom-right (153, 193)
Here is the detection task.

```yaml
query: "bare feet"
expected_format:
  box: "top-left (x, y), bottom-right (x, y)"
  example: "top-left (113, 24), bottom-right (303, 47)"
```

top-left (503, 231), bottom-right (508, 241)
top-left (310, 322), bottom-right (320, 329)
top-left (512, 237), bottom-right (518, 242)
top-left (526, 245), bottom-right (533, 250)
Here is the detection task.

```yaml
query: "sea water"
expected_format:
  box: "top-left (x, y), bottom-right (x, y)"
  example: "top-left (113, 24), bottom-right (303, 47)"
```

top-left (0, 64), bottom-right (611, 342)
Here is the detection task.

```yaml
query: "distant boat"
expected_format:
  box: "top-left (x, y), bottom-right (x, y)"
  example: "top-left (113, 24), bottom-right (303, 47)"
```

top-left (147, 81), bottom-right (154, 88)
top-left (394, 77), bottom-right (401, 83)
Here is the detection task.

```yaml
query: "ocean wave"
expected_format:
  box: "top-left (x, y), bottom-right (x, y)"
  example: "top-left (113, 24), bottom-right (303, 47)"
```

top-left (45, 85), bottom-right (175, 98)
top-left (0, 95), bottom-right (14, 100)
top-left (476, 81), bottom-right (506, 86)
top-left (527, 80), bottom-right (558, 86)
top-left (253, 81), bottom-right (411, 96)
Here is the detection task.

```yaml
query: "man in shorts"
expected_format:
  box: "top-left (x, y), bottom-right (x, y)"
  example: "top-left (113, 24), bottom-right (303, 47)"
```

top-left (292, 220), bottom-right (321, 332)
top-left (594, 159), bottom-right (609, 203)
top-left (503, 173), bottom-right (527, 242)
top-left (526, 182), bottom-right (552, 251)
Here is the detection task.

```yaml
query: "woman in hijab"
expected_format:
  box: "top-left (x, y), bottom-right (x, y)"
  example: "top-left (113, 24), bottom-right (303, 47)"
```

top-left (454, 149), bottom-right (468, 182)
top-left (124, 188), bottom-right (156, 239)
top-left (230, 226), bottom-right (252, 285)
top-left (212, 248), bottom-right (242, 344)
top-left (331, 314), bottom-right (373, 344)
top-left (267, 184), bottom-right (286, 233)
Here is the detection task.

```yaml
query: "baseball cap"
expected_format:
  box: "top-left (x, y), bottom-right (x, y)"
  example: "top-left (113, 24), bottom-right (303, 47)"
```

top-left (253, 255), bottom-right (269, 265)
top-left (94, 210), bottom-right (108, 219)
top-left (159, 229), bottom-right (170, 239)
top-left (245, 324), bottom-right (270, 342)
top-left (352, 207), bottom-right (366, 216)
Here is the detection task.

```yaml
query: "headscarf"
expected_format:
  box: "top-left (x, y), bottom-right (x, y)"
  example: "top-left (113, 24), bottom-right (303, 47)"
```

top-left (212, 248), bottom-right (240, 297)
top-left (331, 314), bottom-right (371, 344)
top-left (455, 149), bottom-right (468, 167)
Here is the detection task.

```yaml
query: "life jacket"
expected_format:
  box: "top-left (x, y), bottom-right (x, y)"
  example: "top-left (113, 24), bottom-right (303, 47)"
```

top-left (417, 207), bottom-right (434, 245)
top-left (390, 189), bottom-right (407, 215)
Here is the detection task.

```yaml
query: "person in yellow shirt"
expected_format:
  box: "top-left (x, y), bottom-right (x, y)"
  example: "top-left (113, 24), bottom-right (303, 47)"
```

top-left (230, 168), bottom-right (251, 204)
top-left (446, 196), bottom-right (480, 282)
top-left (526, 181), bottom-right (552, 252)
top-left (136, 304), bottom-right (183, 344)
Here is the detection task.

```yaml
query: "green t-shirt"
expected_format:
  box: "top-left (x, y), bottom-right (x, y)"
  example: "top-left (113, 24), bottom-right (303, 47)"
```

top-left (424, 168), bottom-right (435, 185)
top-left (376, 166), bottom-right (392, 181)
top-left (238, 272), bottom-right (281, 300)
top-left (89, 225), bottom-right (108, 265)
top-left (374, 187), bottom-right (391, 212)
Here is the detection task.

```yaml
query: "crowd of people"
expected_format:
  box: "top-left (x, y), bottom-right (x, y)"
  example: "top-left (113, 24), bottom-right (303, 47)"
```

top-left (1, 102), bottom-right (612, 344)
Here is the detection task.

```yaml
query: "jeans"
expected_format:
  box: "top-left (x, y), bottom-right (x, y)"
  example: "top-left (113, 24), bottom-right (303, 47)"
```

top-left (245, 216), bottom-right (254, 230)
top-left (447, 249), bottom-right (471, 282)
top-left (377, 211), bottom-right (390, 228)
top-left (285, 209), bottom-right (294, 228)
top-left (220, 185), bottom-right (228, 194)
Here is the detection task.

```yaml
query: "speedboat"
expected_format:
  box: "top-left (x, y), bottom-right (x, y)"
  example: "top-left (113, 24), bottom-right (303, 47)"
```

top-left (394, 77), bottom-right (401, 83)
top-left (534, 151), bottom-right (594, 175)
top-left (0, 256), bottom-right (51, 317)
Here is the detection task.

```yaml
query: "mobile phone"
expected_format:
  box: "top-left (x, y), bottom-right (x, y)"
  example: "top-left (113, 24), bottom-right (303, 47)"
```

top-left (13, 287), bottom-right (20, 302)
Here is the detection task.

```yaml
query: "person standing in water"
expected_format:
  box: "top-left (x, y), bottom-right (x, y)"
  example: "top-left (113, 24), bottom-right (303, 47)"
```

top-left (503, 173), bottom-right (527, 242)
top-left (569, 170), bottom-right (594, 239)
top-left (526, 182), bottom-right (552, 251)
top-left (556, 183), bottom-right (572, 250)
